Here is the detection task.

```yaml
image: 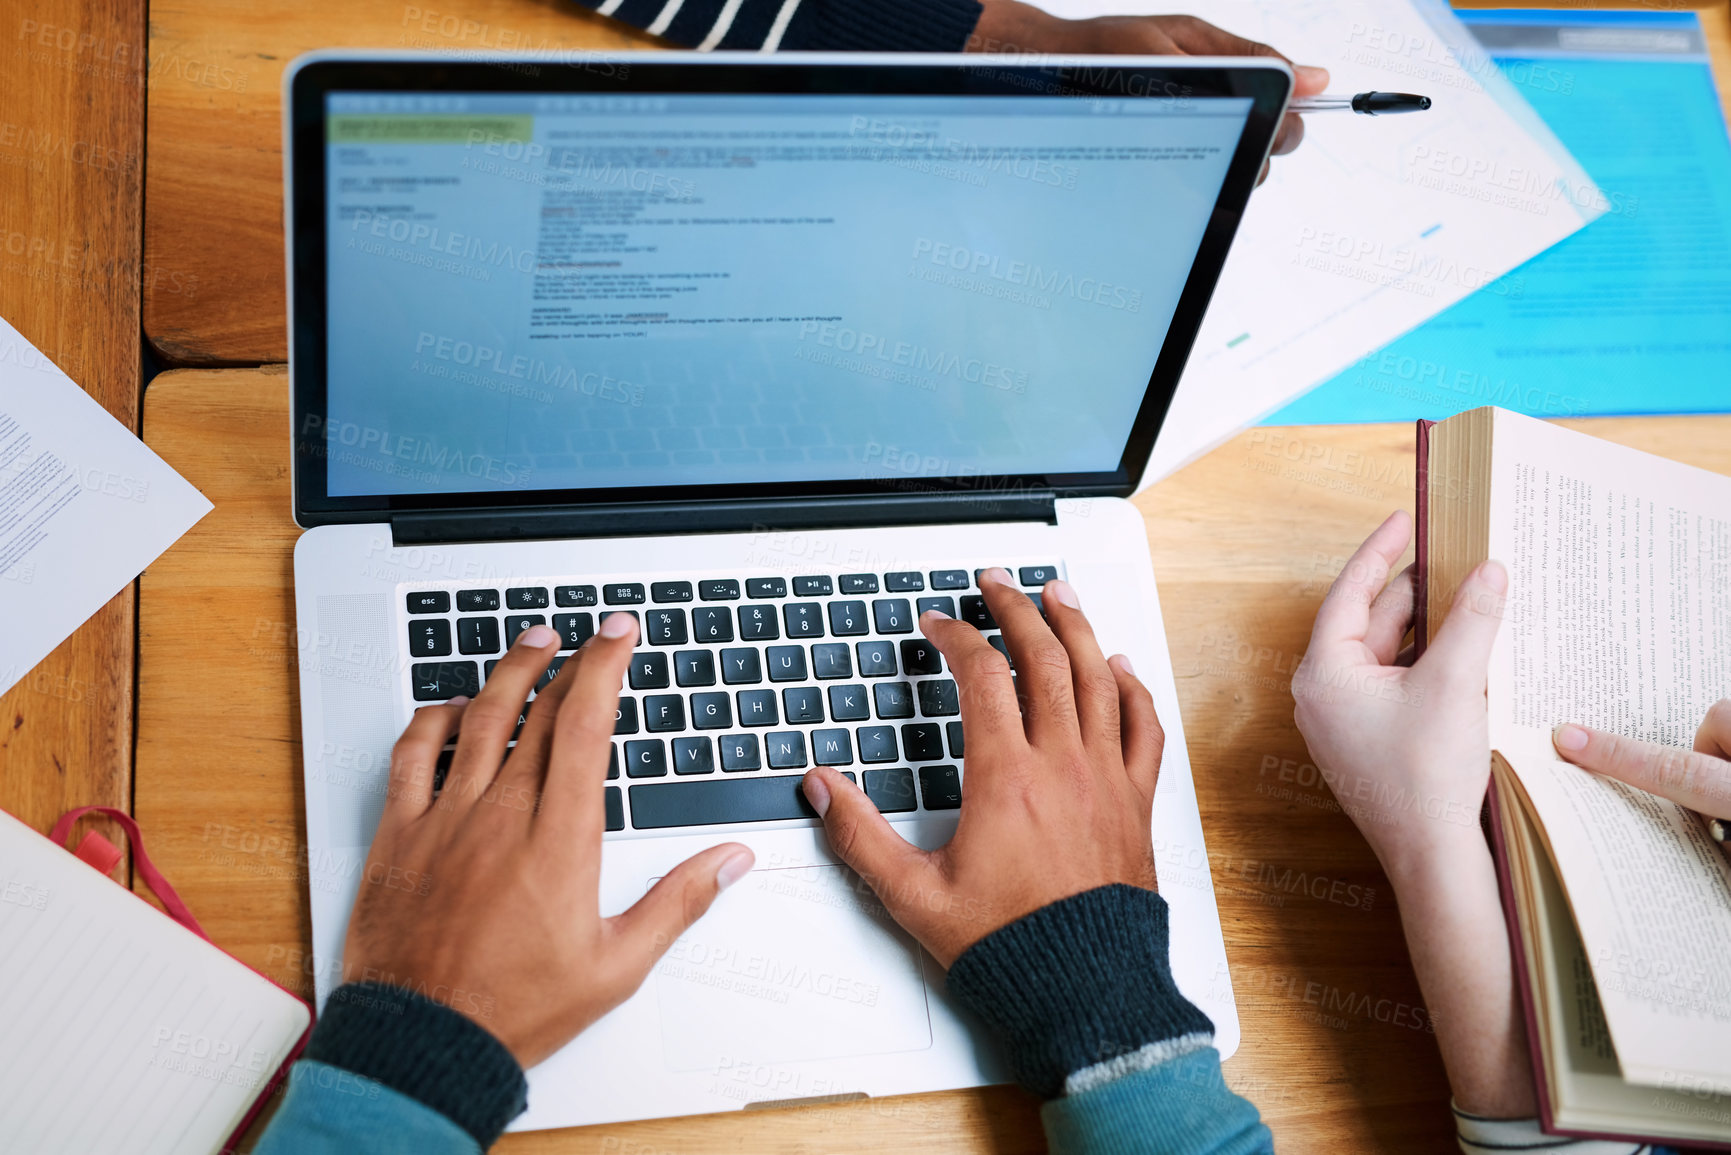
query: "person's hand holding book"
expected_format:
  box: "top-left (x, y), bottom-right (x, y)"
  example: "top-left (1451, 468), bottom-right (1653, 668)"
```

top-left (1553, 701), bottom-right (1731, 861)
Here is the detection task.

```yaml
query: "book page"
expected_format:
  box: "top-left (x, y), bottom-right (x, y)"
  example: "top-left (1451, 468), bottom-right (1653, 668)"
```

top-left (1485, 410), bottom-right (1731, 1094)
top-left (0, 810), bottom-right (311, 1153)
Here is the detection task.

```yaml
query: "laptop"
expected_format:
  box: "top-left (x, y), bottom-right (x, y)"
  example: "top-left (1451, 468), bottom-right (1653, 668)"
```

top-left (284, 50), bottom-right (1289, 1131)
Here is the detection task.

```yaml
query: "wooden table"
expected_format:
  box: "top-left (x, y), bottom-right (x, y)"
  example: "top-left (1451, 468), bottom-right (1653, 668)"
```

top-left (135, 366), bottom-right (1731, 1151)
top-left (142, 0), bottom-right (1731, 365)
top-left (0, 0), bottom-right (144, 870)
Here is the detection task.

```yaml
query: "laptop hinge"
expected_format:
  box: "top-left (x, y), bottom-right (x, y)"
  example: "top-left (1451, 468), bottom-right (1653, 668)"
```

top-left (390, 491), bottom-right (1058, 545)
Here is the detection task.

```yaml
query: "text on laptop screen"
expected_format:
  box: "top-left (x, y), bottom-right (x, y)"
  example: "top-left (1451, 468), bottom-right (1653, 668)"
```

top-left (322, 91), bottom-right (1253, 497)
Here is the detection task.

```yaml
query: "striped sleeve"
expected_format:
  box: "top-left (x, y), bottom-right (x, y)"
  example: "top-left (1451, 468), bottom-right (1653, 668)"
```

top-left (1453, 1104), bottom-right (1666, 1155)
top-left (568, 0), bottom-right (985, 53)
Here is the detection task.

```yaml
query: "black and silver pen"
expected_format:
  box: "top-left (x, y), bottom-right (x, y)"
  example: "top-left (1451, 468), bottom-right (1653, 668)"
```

top-left (1290, 91), bottom-right (1432, 115)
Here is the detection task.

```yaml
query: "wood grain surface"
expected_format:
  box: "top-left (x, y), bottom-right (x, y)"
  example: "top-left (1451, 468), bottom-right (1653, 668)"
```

top-left (0, 0), bottom-right (144, 870)
top-left (141, 0), bottom-right (1731, 365)
top-left (142, 0), bottom-right (656, 365)
top-left (135, 365), bottom-right (1731, 1150)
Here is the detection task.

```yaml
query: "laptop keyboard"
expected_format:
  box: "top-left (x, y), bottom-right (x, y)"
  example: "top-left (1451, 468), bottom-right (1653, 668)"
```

top-left (399, 562), bottom-right (1066, 834)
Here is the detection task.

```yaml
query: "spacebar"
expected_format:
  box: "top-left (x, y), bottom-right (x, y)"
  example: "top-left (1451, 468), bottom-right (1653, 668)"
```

top-left (629, 773), bottom-right (854, 829)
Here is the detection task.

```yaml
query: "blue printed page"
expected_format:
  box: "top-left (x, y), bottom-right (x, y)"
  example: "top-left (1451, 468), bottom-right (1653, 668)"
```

top-left (1273, 10), bottom-right (1731, 424)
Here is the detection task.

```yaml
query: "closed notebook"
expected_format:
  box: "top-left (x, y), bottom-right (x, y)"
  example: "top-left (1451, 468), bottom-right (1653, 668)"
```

top-left (0, 807), bottom-right (312, 1154)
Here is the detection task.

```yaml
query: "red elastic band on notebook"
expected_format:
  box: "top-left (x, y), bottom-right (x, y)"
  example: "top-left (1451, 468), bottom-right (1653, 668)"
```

top-left (49, 805), bottom-right (210, 942)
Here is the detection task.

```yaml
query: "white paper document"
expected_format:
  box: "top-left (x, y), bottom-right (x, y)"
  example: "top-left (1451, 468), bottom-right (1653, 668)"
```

top-left (0, 316), bottom-right (212, 697)
top-left (1036, 0), bottom-right (1602, 482)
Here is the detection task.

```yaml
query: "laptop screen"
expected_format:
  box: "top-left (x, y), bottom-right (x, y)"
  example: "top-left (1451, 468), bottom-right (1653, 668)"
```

top-left (317, 87), bottom-right (1255, 501)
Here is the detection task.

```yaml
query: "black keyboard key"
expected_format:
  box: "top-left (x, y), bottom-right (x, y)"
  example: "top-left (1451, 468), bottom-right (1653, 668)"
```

top-left (630, 652), bottom-right (670, 689)
top-left (644, 694), bottom-right (685, 732)
top-left (947, 720), bottom-right (965, 758)
top-left (604, 786), bottom-right (624, 830)
top-left (555, 585), bottom-right (597, 608)
top-left (857, 726), bottom-right (898, 764)
top-left (856, 640), bottom-right (897, 678)
top-left (874, 682), bottom-right (914, 719)
top-left (506, 587), bottom-right (549, 610)
top-left (736, 689), bottom-right (778, 727)
top-left (604, 583), bottom-right (646, 605)
top-left (812, 728), bottom-right (854, 766)
top-left (988, 634), bottom-right (1012, 666)
top-left (1029, 592), bottom-right (1046, 618)
top-left (863, 768), bottom-right (917, 813)
top-left (793, 575), bottom-right (832, 596)
top-left (782, 685), bottom-right (824, 724)
top-left (434, 748), bottom-right (454, 793)
top-left (720, 733), bottom-right (760, 772)
top-left (828, 683), bottom-right (870, 722)
top-left (457, 589), bottom-right (499, 612)
top-left (828, 600), bottom-right (868, 636)
top-left (901, 723), bottom-right (944, 761)
top-left (873, 599), bottom-right (914, 635)
top-left (766, 645), bottom-right (807, 683)
top-left (900, 638), bottom-right (942, 676)
top-left (929, 570), bottom-right (969, 590)
top-left (535, 655), bottom-right (569, 692)
top-left (411, 662), bottom-right (479, 701)
top-left (407, 590), bottom-right (450, 614)
top-left (625, 739), bottom-right (667, 778)
top-left (553, 613), bottom-right (594, 650)
top-left (504, 614), bottom-right (546, 647)
top-left (746, 577), bottom-right (787, 599)
top-left (646, 608), bottom-right (688, 646)
top-left (959, 596), bottom-right (996, 629)
top-left (673, 736), bottom-right (714, 775)
top-left (916, 596), bottom-right (956, 620)
top-left (884, 572), bottom-right (925, 592)
top-left (766, 730), bottom-right (807, 770)
top-left (614, 697), bottom-right (639, 735)
top-left (783, 602), bottom-right (824, 639)
top-left (737, 604), bottom-right (779, 641)
top-left (629, 772), bottom-right (854, 829)
top-left (691, 692), bottom-right (732, 729)
top-left (918, 680), bottom-right (960, 717)
top-left (1019, 565), bottom-right (1059, 587)
top-left (720, 648), bottom-right (762, 685)
top-left (675, 650), bottom-right (716, 687)
top-left (609, 744), bottom-right (619, 780)
top-left (485, 660), bottom-right (499, 679)
top-left (812, 643), bottom-right (852, 680)
top-left (839, 573), bottom-right (878, 594)
top-left (408, 619), bottom-right (452, 657)
top-left (651, 581), bottom-right (694, 603)
top-left (691, 606), bottom-right (734, 643)
top-left (920, 765), bottom-right (962, 810)
top-left (700, 579), bottom-right (741, 601)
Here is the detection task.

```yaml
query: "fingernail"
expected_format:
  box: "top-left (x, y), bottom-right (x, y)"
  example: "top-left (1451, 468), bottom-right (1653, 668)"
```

top-left (1111, 654), bottom-right (1135, 676)
top-left (519, 624), bottom-right (556, 649)
top-left (921, 609), bottom-right (952, 622)
top-left (1479, 559), bottom-right (1508, 594)
top-left (716, 849), bottom-right (754, 891)
top-left (1296, 64), bottom-right (1330, 88)
top-left (447, 695), bottom-right (470, 706)
top-left (1553, 724), bottom-right (1589, 753)
top-left (980, 567), bottom-right (1011, 587)
top-left (802, 772), bottom-right (831, 818)
top-left (1049, 579), bottom-right (1080, 609)
top-left (599, 613), bottom-right (637, 640)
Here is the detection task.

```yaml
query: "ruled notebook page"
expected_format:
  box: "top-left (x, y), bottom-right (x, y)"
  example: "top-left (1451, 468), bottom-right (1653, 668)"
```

top-left (0, 810), bottom-right (311, 1153)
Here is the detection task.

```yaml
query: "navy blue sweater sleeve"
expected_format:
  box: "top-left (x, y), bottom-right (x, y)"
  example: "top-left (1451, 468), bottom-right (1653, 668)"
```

top-left (566, 0), bottom-right (984, 53)
top-left (302, 982), bottom-right (528, 1149)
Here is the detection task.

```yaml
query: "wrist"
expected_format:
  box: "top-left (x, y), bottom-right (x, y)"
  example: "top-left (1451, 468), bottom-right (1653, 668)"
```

top-left (1374, 826), bottom-right (1492, 896)
top-left (969, 0), bottom-right (1085, 54)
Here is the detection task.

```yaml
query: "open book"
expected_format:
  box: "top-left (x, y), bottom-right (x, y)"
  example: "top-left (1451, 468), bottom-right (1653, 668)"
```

top-left (1421, 407), bottom-right (1731, 1147)
top-left (0, 808), bottom-right (312, 1153)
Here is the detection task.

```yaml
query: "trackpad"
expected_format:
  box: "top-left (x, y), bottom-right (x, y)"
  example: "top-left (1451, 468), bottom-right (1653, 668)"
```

top-left (652, 864), bottom-right (932, 1073)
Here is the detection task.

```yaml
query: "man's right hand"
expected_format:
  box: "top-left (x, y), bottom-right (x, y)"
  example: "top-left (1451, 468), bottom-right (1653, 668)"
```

top-left (799, 567), bottom-right (1165, 967)
top-left (1553, 700), bottom-right (1731, 859)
